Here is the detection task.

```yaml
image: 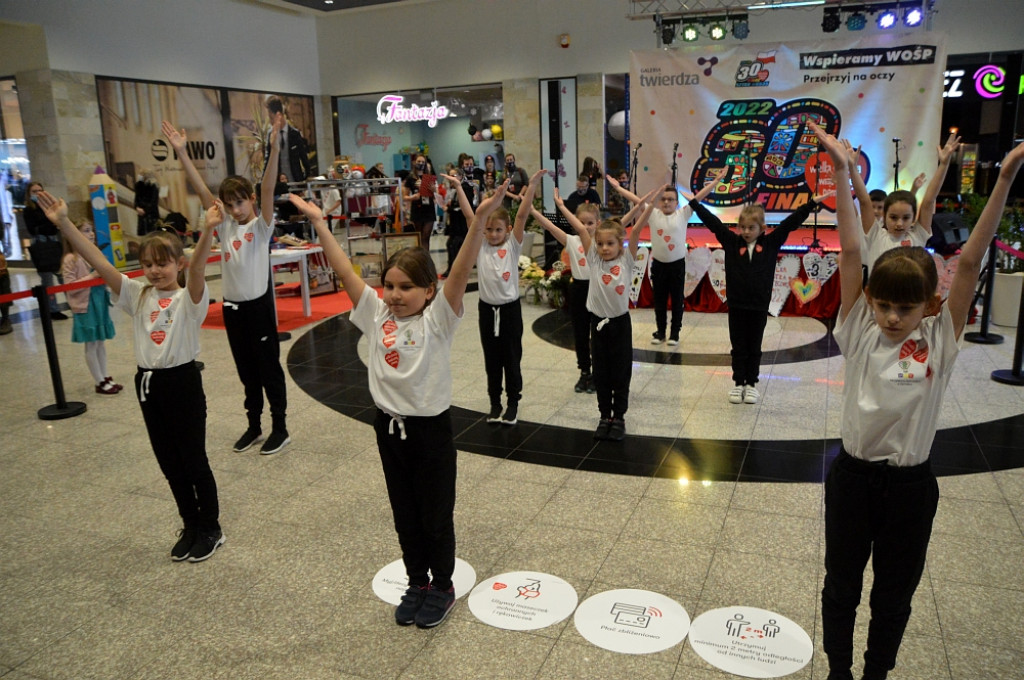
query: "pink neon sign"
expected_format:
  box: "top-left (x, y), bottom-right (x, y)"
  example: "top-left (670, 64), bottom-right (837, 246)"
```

top-left (376, 95), bottom-right (449, 128)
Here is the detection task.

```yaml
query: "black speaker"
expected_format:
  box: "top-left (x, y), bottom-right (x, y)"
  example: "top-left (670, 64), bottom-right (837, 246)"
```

top-left (547, 80), bottom-right (562, 161)
top-left (927, 212), bottom-right (971, 255)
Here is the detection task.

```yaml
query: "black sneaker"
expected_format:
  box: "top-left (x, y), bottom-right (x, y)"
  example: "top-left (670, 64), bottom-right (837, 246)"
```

top-left (486, 405), bottom-right (502, 424)
top-left (395, 585), bottom-right (427, 626)
top-left (171, 527), bottom-right (197, 562)
top-left (585, 374), bottom-right (596, 394)
top-left (414, 584), bottom-right (456, 628)
top-left (233, 427), bottom-right (262, 452)
top-left (594, 418), bottom-right (613, 440)
top-left (50, 311), bottom-right (68, 321)
top-left (500, 404), bottom-right (518, 426)
top-left (574, 373), bottom-right (589, 393)
top-left (187, 529), bottom-right (225, 562)
top-left (260, 430), bottom-right (290, 455)
top-left (608, 418), bottom-right (626, 441)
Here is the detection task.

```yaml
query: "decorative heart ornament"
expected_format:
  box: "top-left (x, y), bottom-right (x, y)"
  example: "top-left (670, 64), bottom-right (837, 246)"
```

top-left (790, 278), bottom-right (822, 304)
top-left (158, 298), bottom-right (172, 309)
top-left (244, 232), bottom-right (254, 242)
top-left (150, 330), bottom-right (166, 345)
top-left (708, 248), bottom-right (728, 302)
top-left (684, 246), bottom-right (712, 297)
top-left (802, 251), bottom-right (839, 284)
top-left (384, 350), bottom-right (400, 369)
top-left (497, 249), bottom-right (507, 258)
top-left (770, 254), bottom-right (802, 316)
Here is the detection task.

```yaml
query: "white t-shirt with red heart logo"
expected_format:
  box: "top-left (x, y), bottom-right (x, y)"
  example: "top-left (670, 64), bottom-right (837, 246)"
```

top-left (586, 243), bottom-right (634, 320)
top-left (566, 234), bottom-right (591, 281)
top-left (216, 214), bottom-right (272, 302)
top-left (477, 235), bottom-right (522, 305)
top-left (349, 284), bottom-right (461, 417)
top-left (647, 206), bottom-right (692, 264)
top-left (113, 275), bottom-right (210, 369)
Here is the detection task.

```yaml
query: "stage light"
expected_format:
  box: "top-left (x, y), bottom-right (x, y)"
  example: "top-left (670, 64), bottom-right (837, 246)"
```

top-left (904, 7), bottom-right (924, 27)
top-left (662, 23), bottom-right (676, 45)
top-left (681, 23), bottom-right (699, 42)
top-left (846, 11), bottom-right (866, 30)
top-left (732, 16), bottom-right (750, 39)
top-left (821, 7), bottom-right (841, 33)
top-left (877, 9), bottom-right (898, 29)
top-left (708, 21), bottom-right (726, 40)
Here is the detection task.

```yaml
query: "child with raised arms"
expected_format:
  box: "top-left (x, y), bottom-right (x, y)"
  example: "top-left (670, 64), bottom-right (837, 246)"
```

top-left (687, 168), bottom-right (831, 404)
top-left (39, 190), bottom-right (225, 563)
top-left (286, 180), bottom-right (510, 629)
top-left (162, 119), bottom-right (290, 455)
top-left (61, 219), bottom-right (122, 395)
top-left (810, 121), bottom-right (1024, 680)
top-left (560, 186), bottom-right (658, 440)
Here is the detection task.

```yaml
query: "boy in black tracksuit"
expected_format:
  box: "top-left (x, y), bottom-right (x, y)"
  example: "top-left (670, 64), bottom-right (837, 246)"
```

top-left (689, 190), bottom-right (825, 404)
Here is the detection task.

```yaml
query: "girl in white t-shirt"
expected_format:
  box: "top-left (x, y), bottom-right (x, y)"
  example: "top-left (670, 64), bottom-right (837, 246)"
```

top-left (287, 181), bottom-right (509, 630)
top-left (812, 122), bottom-right (1024, 680)
top-left (39, 190), bottom-right (225, 564)
top-left (563, 186), bottom-right (658, 441)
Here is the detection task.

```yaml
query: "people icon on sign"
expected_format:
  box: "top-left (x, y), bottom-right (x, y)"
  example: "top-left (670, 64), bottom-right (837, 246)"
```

top-left (726, 612), bottom-right (750, 637)
top-left (763, 619), bottom-right (780, 638)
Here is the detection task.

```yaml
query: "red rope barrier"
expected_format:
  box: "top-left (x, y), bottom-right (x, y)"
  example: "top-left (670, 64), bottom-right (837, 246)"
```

top-left (995, 238), bottom-right (1024, 260)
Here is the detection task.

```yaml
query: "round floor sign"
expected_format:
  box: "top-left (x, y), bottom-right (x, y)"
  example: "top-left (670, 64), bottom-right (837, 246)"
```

top-left (688, 606), bottom-right (812, 678)
top-left (468, 571), bottom-right (578, 631)
top-left (371, 558), bottom-right (477, 605)
top-left (573, 588), bottom-right (690, 654)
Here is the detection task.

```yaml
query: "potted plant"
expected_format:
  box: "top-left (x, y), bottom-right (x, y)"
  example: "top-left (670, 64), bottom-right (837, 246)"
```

top-left (960, 194), bottom-right (1024, 325)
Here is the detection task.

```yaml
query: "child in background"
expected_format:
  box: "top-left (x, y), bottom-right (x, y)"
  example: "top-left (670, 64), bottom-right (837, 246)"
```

top-left (162, 119), bottom-right (290, 455)
top-left (607, 175), bottom-right (692, 346)
top-left (811, 121), bottom-right (1024, 680)
top-left (39, 190), bottom-right (225, 563)
top-left (61, 219), bottom-right (122, 395)
top-left (561, 186), bottom-right (657, 441)
top-left (460, 168), bottom-right (545, 426)
top-left (286, 182), bottom-right (511, 629)
top-left (688, 168), bottom-right (830, 404)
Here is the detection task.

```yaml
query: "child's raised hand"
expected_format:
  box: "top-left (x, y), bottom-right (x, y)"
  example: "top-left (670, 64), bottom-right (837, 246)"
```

top-left (268, 117), bottom-right (283, 146)
top-left (812, 189), bottom-right (837, 204)
top-left (841, 139), bottom-right (862, 172)
top-left (440, 173), bottom-right (460, 184)
top-left (161, 120), bottom-right (186, 150)
top-left (999, 140), bottom-right (1024, 177)
top-left (529, 168), bottom-right (547, 184)
top-left (204, 200), bottom-right (225, 230)
top-left (36, 191), bottom-right (67, 224)
top-left (553, 187), bottom-right (564, 206)
top-left (286, 192), bottom-right (319, 218)
top-left (607, 175), bottom-right (620, 188)
top-left (808, 122), bottom-right (844, 165)
top-left (912, 172), bottom-right (927, 192)
top-left (937, 133), bottom-right (962, 164)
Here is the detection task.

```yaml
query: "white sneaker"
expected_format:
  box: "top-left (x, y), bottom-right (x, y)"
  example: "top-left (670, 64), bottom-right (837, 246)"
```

top-left (729, 386), bottom-right (744, 404)
top-left (743, 386), bottom-right (760, 404)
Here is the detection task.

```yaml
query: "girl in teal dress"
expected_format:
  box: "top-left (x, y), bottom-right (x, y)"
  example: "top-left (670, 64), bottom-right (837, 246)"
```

top-left (62, 220), bottom-right (121, 394)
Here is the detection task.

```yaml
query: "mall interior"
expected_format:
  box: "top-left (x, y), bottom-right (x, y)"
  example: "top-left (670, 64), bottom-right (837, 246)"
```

top-left (1, 1), bottom-right (1023, 678)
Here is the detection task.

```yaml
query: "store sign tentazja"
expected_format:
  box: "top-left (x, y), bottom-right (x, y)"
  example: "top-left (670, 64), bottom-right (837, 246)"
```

top-left (376, 95), bottom-right (449, 128)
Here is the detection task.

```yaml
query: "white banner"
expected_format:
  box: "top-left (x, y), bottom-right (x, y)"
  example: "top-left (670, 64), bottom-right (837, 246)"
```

top-left (630, 33), bottom-right (946, 223)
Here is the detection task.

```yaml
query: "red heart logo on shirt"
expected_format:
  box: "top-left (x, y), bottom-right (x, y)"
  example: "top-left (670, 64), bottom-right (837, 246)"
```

top-left (382, 333), bottom-right (396, 348)
top-left (899, 340), bottom-right (917, 359)
top-left (610, 265), bottom-right (621, 276)
top-left (232, 240), bottom-right (242, 250)
top-left (657, 229), bottom-right (664, 236)
top-left (602, 274), bottom-right (613, 285)
top-left (497, 249), bottom-right (507, 258)
top-left (912, 346), bottom-right (929, 363)
top-left (384, 350), bottom-right (400, 369)
top-left (382, 319), bottom-right (398, 335)
top-left (502, 271), bottom-right (511, 281)
top-left (615, 285), bottom-right (625, 295)
top-left (150, 330), bottom-right (166, 345)
top-left (578, 258), bottom-right (586, 267)
top-left (244, 233), bottom-right (254, 242)
top-left (224, 251), bottom-right (231, 262)
top-left (150, 310), bottom-right (160, 323)
top-left (158, 298), bottom-right (172, 309)
top-left (740, 246), bottom-right (747, 256)
top-left (668, 244), bottom-right (676, 251)
top-left (577, 245), bottom-right (584, 254)
top-left (755, 244), bottom-right (763, 253)
top-left (901, 240), bottom-right (911, 247)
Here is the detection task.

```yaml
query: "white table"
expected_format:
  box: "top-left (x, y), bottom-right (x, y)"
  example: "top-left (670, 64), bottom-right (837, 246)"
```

top-left (270, 246), bottom-right (324, 319)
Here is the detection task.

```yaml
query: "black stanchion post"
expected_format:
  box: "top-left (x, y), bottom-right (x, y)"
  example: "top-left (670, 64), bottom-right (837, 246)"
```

top-left (965, 238), bottom-right (1004, 345)
top-left (991, 272), bottom-right (1024, 385)
top-left (32, 284), bottom-right (87, 420)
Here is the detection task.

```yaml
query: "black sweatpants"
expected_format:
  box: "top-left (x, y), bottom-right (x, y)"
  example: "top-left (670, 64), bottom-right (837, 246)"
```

top-left (821, 450), bottom-right (938, 678)
top-left (650, 257), bottom-right (686, 339)
top-left (477, 298), bottom-right (523, 408)
top-left (728, 307), bottom-right (769, 386)
top-left (136, 361), bottom-right (219, 531)
top-left (569, 278), bottom-right (592, 373)
top-left (375, 409), bottom-right (457, 590)
top-left (223, 286), bottom-right (287, 431)
top-left (590, 312), bottom-right (632, 419)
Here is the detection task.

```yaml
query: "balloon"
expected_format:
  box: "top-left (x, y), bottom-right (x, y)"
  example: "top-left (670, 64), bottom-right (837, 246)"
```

top-left (607, 110), bottom-right (626, 141)
top-left (490, 123), bottom-right (503, 140)
top-left (481, 129), bottom-right (493, 140)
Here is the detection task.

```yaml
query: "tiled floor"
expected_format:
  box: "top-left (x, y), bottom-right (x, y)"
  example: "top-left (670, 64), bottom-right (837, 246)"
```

top-left (1, 244), bottom-right (1023, 679)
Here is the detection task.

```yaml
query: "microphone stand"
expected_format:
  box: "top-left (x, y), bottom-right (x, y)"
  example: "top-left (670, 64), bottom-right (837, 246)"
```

top-left (809, 146), bottom-right (822, 249)
top-left (670, 142), bottom-right (679, 187)
top-left (630, 143), bottom-right (641, 194)
top-left (892, 137), bottom-right (902, 192)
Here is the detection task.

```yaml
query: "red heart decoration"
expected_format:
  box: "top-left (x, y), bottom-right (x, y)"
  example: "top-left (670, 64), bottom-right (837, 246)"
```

top-left (244, 233), bottom-right (254, 242)
top-left (502, 271), bottom-right (511, 281)
top-left (740, 246), bottom-right (747, 256)
top-left (382, 333), bottom-right (396, 348)
top-left (602, 274), bottom-right (613, 285)
top-left (610, 265), bottom-right (621, 276)
top-left (668, 244), bottom-right (675, 251)
top-left (150, 330), bottom-right (166, 345)
top-left (492, 582), bottom-right (507, 591)
top-left (901, 240), bottom-right (911, 247)
top-left (663, 235), bottom-right (671, 242)
top-left (578, 258), bottom-right (586, 267)
top-left (899, 340), bottom-right (916, 360)
top-left (912, 346), bottom-right (929, 363)
top-left (615, 284), bottom-right (625, 295)
top-left (224, 251), bottom-right (231, 262)
top-left (755, 244), bottom-right (763, 253)
top-left (232, 239), bottom-right (242, 250)
top-left (382, 319), bottom-right (398, 335)
top-left (497, 249), bottom-right (507, 258)
top-left (158, 298), bottom-right (172, 309)
top-left (150, 310), bottom-right (160, 323)
top-left (384, 350), bottom-right (400, 369)
top-left (657, 229), bottom-right (664, 236)
top-left (577, 245), bottom-right (584, 254)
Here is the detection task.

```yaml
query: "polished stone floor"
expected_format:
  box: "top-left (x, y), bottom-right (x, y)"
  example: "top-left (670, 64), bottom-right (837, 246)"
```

top-left (1, 248), bottom-right (1022, 679)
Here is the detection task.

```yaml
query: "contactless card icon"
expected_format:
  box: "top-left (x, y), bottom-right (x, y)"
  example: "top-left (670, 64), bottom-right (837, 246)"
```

top-left (610, 602), bottom-right (661, 629)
